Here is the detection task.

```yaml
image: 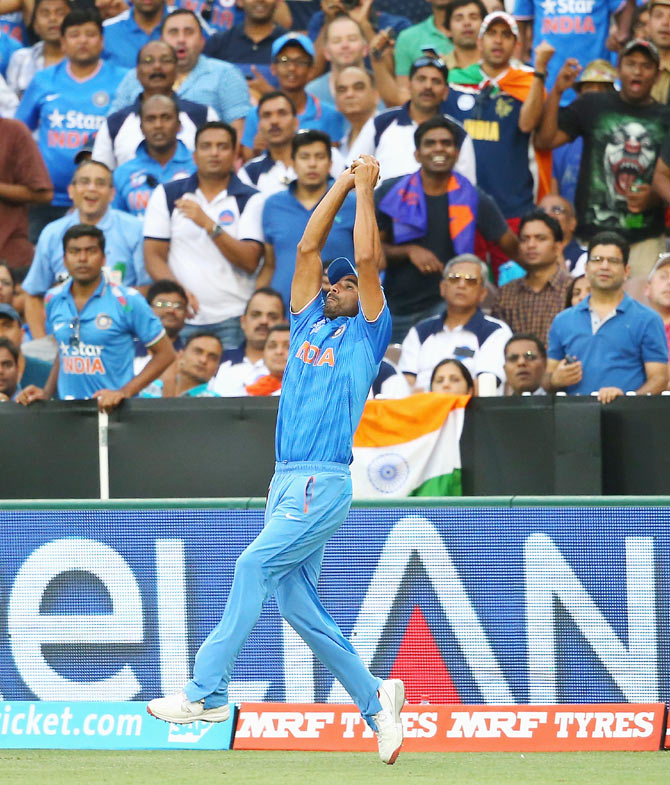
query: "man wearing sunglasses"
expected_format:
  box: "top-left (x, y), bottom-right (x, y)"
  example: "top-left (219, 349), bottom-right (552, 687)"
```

top-left (398, 252), bottom-right (512, 393)
top-left (17, 224), bottom-right (175, 410)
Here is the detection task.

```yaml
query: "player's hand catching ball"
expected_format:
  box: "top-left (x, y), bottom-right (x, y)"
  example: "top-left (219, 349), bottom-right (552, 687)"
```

top-left (353, 155), bottom-right (380, 189)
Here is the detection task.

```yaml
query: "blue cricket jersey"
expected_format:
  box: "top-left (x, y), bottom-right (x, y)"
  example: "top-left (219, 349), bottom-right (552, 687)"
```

top-left (113, 140), bottom-right (196, 217)
top-left (0, 29), bottom-right (21, 76)
top-left (15, 60), bottom-right (128, 206)
top-left (45, 277), bottom-right (164, 400)
top-left (276, 292), bottom-right (391, 465)
top-left (102, 7), bottom-right (170, 69)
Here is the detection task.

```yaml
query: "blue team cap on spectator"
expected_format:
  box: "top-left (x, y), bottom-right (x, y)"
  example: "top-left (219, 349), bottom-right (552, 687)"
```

top-left (0, 304), bottom-right (21, 323)
top-left (272, 33), bottom-right (315, 61)
top-left (327, 257), bottom-right (358, 285)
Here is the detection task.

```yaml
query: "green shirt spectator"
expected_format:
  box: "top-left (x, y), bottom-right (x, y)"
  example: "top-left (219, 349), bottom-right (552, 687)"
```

top-left (394, 13), bottom-right (453, 76)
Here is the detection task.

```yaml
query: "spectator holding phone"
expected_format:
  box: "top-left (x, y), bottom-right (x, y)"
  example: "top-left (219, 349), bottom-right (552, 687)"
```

top-left (544, 230), bottom-right (668, 402)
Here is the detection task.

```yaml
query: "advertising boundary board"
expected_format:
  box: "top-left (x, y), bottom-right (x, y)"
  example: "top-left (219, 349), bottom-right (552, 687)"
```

top-left (233, 702), bottom-right (668, 753)
top-left (1, 496), bottom-right (670, 753)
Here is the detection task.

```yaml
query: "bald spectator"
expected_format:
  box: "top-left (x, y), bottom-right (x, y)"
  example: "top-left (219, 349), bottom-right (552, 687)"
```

top-left (492, 210), bottom-right (571, 344)
top-left (93, 40), bottom-right (217, 170)
top-left (109, 9), bottom-right (250, 138)
top-left (0, 117), bottom-right (53, 270)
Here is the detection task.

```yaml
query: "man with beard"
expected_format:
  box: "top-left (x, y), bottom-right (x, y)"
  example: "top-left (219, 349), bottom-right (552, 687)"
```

top-left (112, 94), bottom-right (197, 217)
top-left (544, 230), bottom-right (668, 401)
top-left (141, 331), bottom-right (223, 397)
top-left (536, 39), bottom-right (670, 278)
top-left (0, 337), bottom-right (20, 401)
top-left (93, 40), bottom-right (217, 170)
top-left (213, 286), bottom-right (285, 395)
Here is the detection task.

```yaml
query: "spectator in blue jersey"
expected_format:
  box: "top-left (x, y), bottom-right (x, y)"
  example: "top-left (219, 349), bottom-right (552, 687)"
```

top-left (544, 230), bottom-right (668, 401)
top-left (398, 253), bottom-right (512, 393)
top-left (0, 337), bottom-right (20, 401)
top-left (241, 33), bottom-right (345, 160)
top-left (350, 56), bottom-right (477, 184)
top-left (103, 0), bottom-right (171, 69)
top-left (140, 330), bottom-right (223, 397)
top-left (94, 0), bottom-right (128, 21)
top-left (174, 0), bottom-right (292, 34)
top-left (108, 10), bottom-right (250, 141)
top-left (213, 286), bottom-right (285, 395)
top-left (23, 160), bottom-right (148, 340)
top-left (238, 91), bottom-right (344, 194)
top-left (15, 8), bottom-right (128, 241)
top-left (144, 121), bottom-right (265, 348)
top-left (113, 94), bottom-right (196, 217)
top-left (16, 224), bottom-right (175, 408)
top-left (514, 0), bottom-right (631, 101)
top-left (6, 0), bottom-right (69, 97)
top-left (147, 155), bottom-right (406, 768)
top-left (93, 41), bottom-right (216, 169)
top-left (259, 129), bottom-right (355, 309)
top-left (376, 116), bottom-right (518, 342)
top-left (203, 0), bottom-right (288, 87)
top-left (0, 302), bottom-right (52, 388)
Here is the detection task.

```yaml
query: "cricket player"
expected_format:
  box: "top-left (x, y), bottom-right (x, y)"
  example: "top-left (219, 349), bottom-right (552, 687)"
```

top-left (147, 155), bottom-right (405, 764)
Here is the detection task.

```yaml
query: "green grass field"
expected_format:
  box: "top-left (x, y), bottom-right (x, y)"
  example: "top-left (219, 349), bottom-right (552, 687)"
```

top-left (0, 750), bottom-right (668, 785)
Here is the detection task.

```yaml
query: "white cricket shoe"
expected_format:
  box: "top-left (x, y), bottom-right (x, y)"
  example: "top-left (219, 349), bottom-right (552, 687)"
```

top-left (372, 679), bottom-right (405, 764)
top-left (147, 691), bottom-right (230, 724)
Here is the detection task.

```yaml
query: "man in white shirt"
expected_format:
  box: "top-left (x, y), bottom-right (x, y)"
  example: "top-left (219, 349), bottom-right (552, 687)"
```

top-left (399, 253), bottom-right (512, 392)
top-left (144, 121), bottom-right (266, 349)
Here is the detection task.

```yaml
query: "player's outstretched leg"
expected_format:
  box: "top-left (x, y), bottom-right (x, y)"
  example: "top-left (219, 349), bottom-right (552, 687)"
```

top-left (276, 556), bottom-right (405, 764)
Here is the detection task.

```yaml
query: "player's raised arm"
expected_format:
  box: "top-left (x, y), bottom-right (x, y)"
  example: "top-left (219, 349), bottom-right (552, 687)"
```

top-left (291, 169), bottom-right (356, 313)
top-left (352, 155), bottom-right (385, 321)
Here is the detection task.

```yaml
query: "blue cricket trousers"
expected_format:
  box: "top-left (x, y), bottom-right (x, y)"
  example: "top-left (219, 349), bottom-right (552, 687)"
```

top-left (184, 461), bottom-right (383, 724)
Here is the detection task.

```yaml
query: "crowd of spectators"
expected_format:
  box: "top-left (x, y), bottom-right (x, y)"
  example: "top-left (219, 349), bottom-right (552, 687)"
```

top-left (3, 0), bottom-right (670, 410)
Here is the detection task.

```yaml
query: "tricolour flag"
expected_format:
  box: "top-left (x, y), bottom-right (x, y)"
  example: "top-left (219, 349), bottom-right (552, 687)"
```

top-left (351, 393), bottom-right (469, 498)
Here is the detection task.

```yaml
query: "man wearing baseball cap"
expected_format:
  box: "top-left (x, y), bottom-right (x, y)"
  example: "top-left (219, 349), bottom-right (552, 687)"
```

top-left (446, 11), bottom-right (554, 282)
top-left (648, 0), bottom-right (670, 102)
top-left (537, 39), bottom-right (670, 278)
top-left (240, 32), bottom-right (345, 160)
top-left (0, 303), bottom-right (52, 389)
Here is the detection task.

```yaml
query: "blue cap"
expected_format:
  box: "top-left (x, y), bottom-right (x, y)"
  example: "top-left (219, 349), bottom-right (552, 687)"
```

top-left (0, 303), bottom-right (21, 323)
top-left (271, 33), bottom-right (315, 61)
top-left (327, 257), bottom-right (358, 285)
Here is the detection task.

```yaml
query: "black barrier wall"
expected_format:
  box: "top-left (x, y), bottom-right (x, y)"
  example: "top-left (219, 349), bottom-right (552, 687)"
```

top-left (0, 396), bottom-right (668, 498)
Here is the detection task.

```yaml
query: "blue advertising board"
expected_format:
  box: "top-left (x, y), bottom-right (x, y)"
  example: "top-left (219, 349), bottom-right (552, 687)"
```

top-left (0, 501), bottom-right (668, 719)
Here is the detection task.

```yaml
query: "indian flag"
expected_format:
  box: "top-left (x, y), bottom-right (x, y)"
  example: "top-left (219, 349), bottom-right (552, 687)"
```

top-left (351, 393), bottom-right (469, 498)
